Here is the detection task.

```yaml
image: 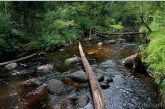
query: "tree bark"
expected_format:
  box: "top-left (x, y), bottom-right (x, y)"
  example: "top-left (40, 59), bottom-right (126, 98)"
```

top-left (79, 42), bottom-right (107, 109)
top-left (0, 53), bottom-right (38, 67)
top-left (140, 16), bottom-right (152, 32)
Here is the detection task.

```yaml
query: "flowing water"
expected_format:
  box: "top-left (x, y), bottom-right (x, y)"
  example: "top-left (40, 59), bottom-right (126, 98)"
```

top-left (0, 35), bottom-right (162, 109)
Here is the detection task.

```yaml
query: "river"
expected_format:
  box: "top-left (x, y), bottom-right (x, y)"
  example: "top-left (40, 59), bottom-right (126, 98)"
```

top-left (0, 35), bottom-right (162, 109)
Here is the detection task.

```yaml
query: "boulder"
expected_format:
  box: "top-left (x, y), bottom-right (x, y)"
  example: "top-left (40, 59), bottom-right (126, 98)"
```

top-left (65, 56), bottom-right (79, 64)
top-left (37, 64), bottom-right (54, 74)
top-left (123, 53), bottom-right (147, 73)
top-left (97, 42), bottom-right (103, 46)
top-left (70, 71), bottom-right (88, 83)
top-left (5, 63), bottom-right (17, 70)
top-left (109, 40), bottom-right (116, 44)
top-left (47, 79), bottom-right (65, 94)
top-left (123, 55), bottom-right (134, 68)
top-left (78, 95), bottom-right (89, 108)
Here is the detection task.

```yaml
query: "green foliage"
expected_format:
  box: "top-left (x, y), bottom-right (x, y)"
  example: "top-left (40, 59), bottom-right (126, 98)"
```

top-left (110, 24), bottom-right (124, 30)
top-left (33, 34), bottom-right (65, 51)
top-left (0, 13), bottom-right (19, 55)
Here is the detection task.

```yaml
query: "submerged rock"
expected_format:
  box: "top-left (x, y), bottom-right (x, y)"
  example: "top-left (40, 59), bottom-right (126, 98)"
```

top-left (37, 64), bottom-right (54, 74)
top-left (5, 63), bottom-right (17, 70)
top-left (65, 56), bottom-right (79, 65)
top-left (78, 95), bottom-right (89, 108)
top-left (71, 71), bottom-right (88, 83)
top-left (47, 79), bottom-right (65, 94)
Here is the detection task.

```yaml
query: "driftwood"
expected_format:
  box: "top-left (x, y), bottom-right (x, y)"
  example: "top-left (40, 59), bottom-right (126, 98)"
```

top-left (79, 42), bottom-right (107, 109)
top-left (0, 53), bottom-right (38, 67)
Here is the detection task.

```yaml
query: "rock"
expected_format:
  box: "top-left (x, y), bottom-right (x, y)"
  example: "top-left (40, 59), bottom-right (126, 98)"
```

top-left (109, 40), bottom-right (116, 44)
top-left (37, 64), bottom-right (54, 74)
top-left (38, 52), bottom-right (47, 57)
top-left (11, 69), bottom-right (35, 75)
top-left (123, 55), bottom-right (134, 68)
top-left (5, 63), bottom-right (17, 70)
top-left (70, 71), bottom-right (88, 83)
top-left (100, 82), bottom-right (110, 89)
top-left (78, 95), bottom-right (89, 108)
top-left (47, 79), bottom-right (65, 94)
top-left (97, 42), bottom-right (103, 46)
top-left (22, 78), bottom-right (42, 86)
top-left (95, 73), bottom-right (104, 82)
top-left (59, 49), bottom-right (65, 52)
top-left (123, 53), bottom-right (147, 73)
top-left (65, 56), bottom-right (79, 65)
top-left (116, 38), bottom-right (126, 43)
top-left (88, 52), bottom-right (95, 55)
top-left (99, 48), bottom-right (104, 50)
top-left (106, 77), bottom-right (113, 83)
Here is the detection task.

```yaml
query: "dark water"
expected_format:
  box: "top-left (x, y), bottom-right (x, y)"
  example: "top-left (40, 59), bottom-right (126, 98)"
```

top-left (0, 35), bottom-right (162, 109)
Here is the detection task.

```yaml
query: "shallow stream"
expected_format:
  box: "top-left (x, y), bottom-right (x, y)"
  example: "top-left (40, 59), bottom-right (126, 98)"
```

top-left (0, 35), bottom-right (162, 109)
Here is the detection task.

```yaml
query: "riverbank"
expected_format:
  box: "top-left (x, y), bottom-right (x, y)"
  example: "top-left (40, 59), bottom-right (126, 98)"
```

top-left (140, 29), bottom-right (165, 107)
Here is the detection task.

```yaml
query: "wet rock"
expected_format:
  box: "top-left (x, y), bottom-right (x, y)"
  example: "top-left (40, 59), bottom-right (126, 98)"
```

top-left (70, 71), bottom-right (88, 83)
top-left (106, 77), bottom-right (113, 83)
top-left (95, 73), bottom-right (104, 82)
top-left (109, 40), bottom-right (116, 44)
top-left (11, 69), bottom-right (35, 75)
top-left (116, 38), bottom-right (126, 43)
top-left (78, 95), bottom-right (89, 108)
top-left (22, 78), bottom-right (42, 86)
top-left (65, 56), bottom-right (79, 64)
top-left (88, 52), bottom-right (95, 55)
top-left (38, 52), bottom-right (47, 57)
top-left (47, 79), bottom-right (65, 94)
top-left (59, 49), bottom-right (65, 52)
top-left (97, 42), bottom-right (103, 46)
top-left (123, 55), bottom-right (134, 68)
top-left (100, 82), bottom-right (110, 89)
top-left (5, 63), bottom-right (17, 70)
top-left (37, 64), bottom-right (54, 74)
top-left (99, 48), bottom-right (104, 50)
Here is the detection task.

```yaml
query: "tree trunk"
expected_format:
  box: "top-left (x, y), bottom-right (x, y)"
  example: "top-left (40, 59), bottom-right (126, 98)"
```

top-left (0, 53), bottom-right (38, 67)
top-left (79, 42), bottom-right (107, 109)
top-left (140, 16), bottom-right (152, 32)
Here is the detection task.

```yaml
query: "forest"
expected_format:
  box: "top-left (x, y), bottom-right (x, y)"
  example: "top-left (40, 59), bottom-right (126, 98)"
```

top-left (0, 1), bottom-right (165, 105)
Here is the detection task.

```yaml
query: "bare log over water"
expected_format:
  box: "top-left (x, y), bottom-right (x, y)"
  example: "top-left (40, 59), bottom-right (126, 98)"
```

top-left (79, 42), bottom-right (107, 109)
top-left (0, 53), bottom-right (38, 67)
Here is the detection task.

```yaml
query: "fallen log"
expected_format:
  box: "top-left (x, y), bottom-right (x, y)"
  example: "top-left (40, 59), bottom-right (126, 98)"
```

top-left (79, 42), bottom-right (107, 109)
top-left (0, 53), bottom-right (38, 67)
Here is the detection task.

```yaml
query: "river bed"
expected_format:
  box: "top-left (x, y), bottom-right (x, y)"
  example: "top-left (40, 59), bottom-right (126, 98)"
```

top-left (0, 35), bottom-right (162, 109)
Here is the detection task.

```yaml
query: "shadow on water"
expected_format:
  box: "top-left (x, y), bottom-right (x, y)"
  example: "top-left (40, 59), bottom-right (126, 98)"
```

top-left (0, 35), bottom-right (162, 109)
